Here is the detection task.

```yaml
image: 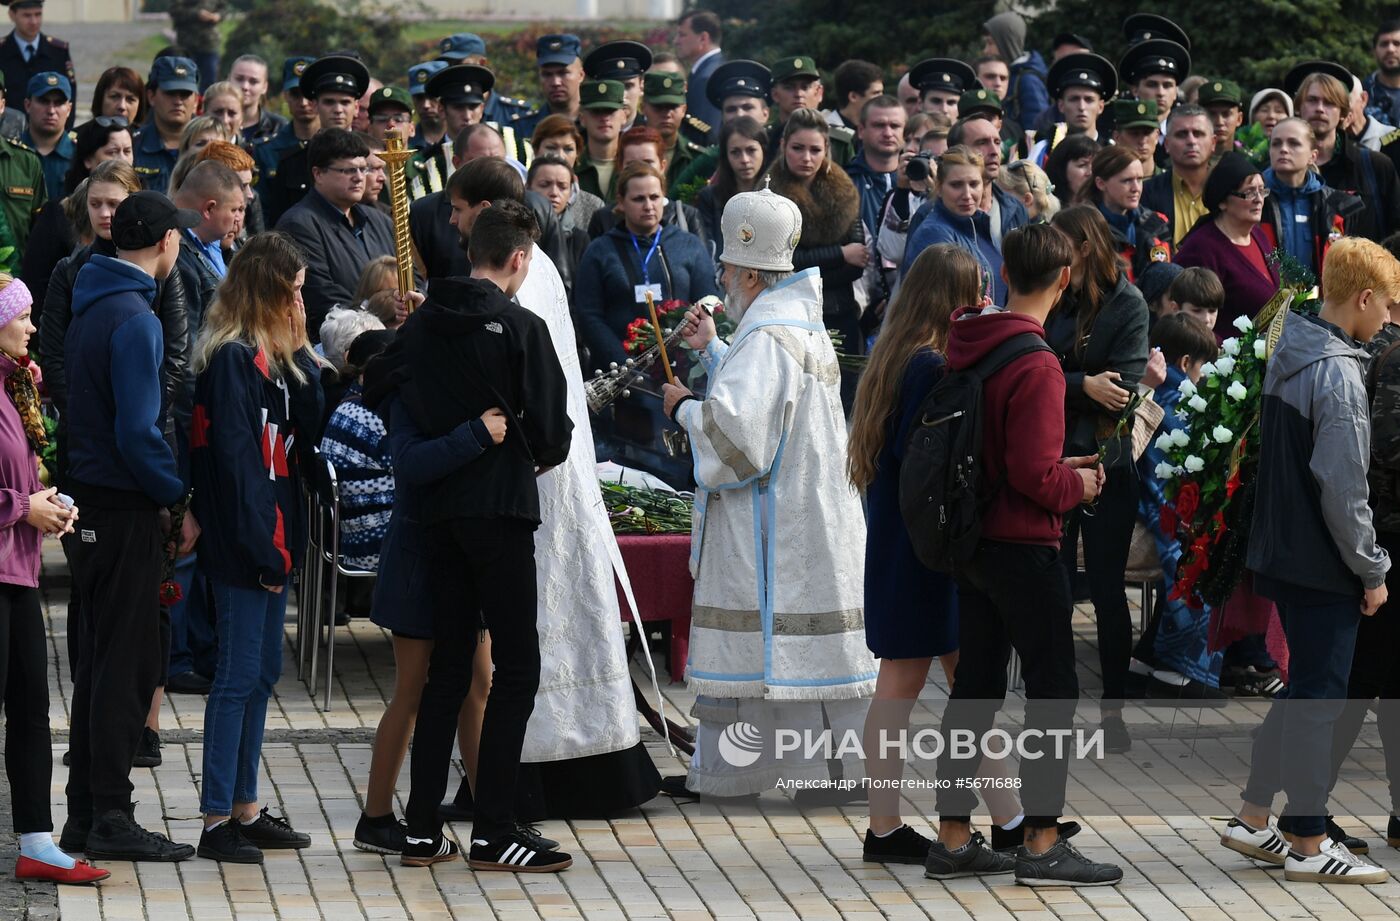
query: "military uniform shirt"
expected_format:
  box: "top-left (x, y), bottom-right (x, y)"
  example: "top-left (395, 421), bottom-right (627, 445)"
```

top-left (19, 127), bottom-right (73, 200)
top-left (0, 31), bottom-right (75, 130)
top-left (132, 126), bottom-right (180, 194)
top-left (0, 136), bottom-right (45, 260)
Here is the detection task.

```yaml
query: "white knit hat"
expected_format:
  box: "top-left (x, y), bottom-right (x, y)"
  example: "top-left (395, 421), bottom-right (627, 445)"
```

top-left (1248, 87), bottom-right (1294, 123)
top-left (720, 179), bottom-right (803, 272)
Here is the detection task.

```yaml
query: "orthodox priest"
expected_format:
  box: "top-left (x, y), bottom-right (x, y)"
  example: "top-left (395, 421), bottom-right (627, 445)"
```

top-left (661, 185), bottom-right (877, 797)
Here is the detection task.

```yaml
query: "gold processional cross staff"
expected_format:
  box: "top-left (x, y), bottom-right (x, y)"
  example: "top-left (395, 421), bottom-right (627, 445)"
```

top-left (380, 127), bottom-right (416, 308)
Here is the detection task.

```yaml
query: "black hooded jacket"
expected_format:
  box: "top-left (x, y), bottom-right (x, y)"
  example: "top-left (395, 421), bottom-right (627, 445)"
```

top-left (367, 275), bottom-right (572, 526)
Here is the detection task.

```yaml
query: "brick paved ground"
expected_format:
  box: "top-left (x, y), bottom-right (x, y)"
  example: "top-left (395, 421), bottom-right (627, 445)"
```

top-left (5, 544), bottom-right (1399, 920)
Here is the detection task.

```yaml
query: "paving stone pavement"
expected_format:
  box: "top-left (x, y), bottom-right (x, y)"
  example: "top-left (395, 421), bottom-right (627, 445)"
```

top-left (4, 544), bottom-right (1400, 919)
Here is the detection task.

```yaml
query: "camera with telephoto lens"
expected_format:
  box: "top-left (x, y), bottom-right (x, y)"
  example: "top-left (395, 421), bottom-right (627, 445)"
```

top-left (905, 151), bottom-right (935, 183)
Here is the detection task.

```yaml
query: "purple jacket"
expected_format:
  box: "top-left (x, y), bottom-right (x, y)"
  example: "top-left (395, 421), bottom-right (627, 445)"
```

top-left (1173, 221), bottom-right (1280, 334)
top-left (0, 352), bottom-right (44, 588)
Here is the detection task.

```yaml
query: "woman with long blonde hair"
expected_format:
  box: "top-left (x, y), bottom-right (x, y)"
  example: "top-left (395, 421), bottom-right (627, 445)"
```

top-left (190, 232), bottom-right (322, 863)
top-left (848, 243), bottom-right (978, 863)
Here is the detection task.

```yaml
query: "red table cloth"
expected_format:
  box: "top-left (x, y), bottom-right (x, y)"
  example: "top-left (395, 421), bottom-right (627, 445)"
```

top-left (615, 533), bottom-right (692, 682)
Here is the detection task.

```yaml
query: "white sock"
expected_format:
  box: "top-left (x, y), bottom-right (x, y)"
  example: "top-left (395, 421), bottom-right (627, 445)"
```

top-left (999, 813), bottom-right (1024, 831)
top-left (871, 824), bottom-right (904, 838)
top-left (205, 818), bottom-right (229, 832)
top-left (19, 833), bottom-right (76, 869)
top-left (238, 814), bottom-right (259, 826)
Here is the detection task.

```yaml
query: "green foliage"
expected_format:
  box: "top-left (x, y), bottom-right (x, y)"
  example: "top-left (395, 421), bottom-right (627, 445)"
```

top-left (697, 0), bottom-right (998, 79)
top-left (1020, 0), bottom-right (1390, 89)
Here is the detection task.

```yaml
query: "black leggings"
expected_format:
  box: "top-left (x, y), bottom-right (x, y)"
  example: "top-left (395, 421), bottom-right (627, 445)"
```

top-left (0, 582), bottom-right (52, 833)
top-left (1061, 467), bottom-right (1137, 707)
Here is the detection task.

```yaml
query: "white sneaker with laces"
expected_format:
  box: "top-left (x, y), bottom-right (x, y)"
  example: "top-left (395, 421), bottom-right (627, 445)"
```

top-left (1284, 838), bottom-right (1388, 884)
top-left (1220, 817), bottom-right (1287, 865)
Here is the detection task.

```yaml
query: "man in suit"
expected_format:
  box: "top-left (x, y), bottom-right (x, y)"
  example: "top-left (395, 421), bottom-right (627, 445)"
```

top-left (675, 9), bottom-right (723, 143)
top-left (0, 0), bottom-right (72, 130)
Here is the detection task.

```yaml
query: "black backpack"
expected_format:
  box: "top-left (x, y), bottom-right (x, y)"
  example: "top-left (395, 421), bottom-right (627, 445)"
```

top-left (898, 332), bottom-right (1053, 572)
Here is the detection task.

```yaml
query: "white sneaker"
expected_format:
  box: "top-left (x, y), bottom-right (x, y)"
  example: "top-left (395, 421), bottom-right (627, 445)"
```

top-left (1220, 817), bottom-right (1288, 865)
top-left (1284, 838), bottom-right (1388, 884)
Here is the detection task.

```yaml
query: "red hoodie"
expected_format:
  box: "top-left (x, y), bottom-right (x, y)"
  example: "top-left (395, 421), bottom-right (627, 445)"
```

top-left (946, 306), bottom-right (1083, 546)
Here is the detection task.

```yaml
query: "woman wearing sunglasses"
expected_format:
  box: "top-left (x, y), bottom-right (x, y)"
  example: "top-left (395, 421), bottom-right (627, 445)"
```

top-left (1174, 151), bottom-right (1280, 333)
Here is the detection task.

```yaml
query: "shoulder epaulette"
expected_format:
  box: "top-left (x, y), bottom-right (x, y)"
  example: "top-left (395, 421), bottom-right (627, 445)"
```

top-left (134, 165), bottom-right (161, 175)
top-left (827, 123), bottom-right (855, 144)
top-left (683, 139), bottom-right (705, 155)
top-left (685, 114), bottom-right (710, 134)
top-left (49, 37), bottom-right (69, 51)
top-left (1381, 128), bottom-right (1400, 147)
top-left (9, 138), bottom-right (31, 152)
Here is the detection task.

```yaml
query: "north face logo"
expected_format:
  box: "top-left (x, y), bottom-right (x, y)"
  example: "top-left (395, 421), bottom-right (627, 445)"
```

top-left (485, 321), bottom-right (503, 334)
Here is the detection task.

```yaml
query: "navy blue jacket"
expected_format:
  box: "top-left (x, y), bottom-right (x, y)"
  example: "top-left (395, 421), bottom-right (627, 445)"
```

top-left (64, 254), bottom-right (184, 505)
top-left (846, 153), bottom-right (896, 239)
top-left (902, 199), bottom-right (1006, 304)
top-left (191, 341), bottom-right (322, 588)
top-left (573, 223), bottom-right (720, 371)
top-left (1006, 51), bottom-right (1050, 132)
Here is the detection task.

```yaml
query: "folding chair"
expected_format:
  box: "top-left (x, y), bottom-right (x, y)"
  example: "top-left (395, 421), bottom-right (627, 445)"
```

top-left (307, 454), bottom-right (376, 710)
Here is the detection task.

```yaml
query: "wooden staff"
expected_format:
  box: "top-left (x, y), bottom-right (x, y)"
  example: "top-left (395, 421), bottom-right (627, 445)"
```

top-left (645, 291), bottom-right (676, 385)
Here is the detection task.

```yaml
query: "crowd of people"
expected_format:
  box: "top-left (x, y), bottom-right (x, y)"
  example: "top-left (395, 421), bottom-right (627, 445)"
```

top-left (0, 0), bottom-right (1397, 899)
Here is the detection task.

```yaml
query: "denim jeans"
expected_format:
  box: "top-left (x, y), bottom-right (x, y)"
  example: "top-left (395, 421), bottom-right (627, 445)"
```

top-left (1241, 594), bottom-right (1361, 837)
top-left (168, 553), bottom-right (217, 678)
top-left (201, 578), bottom-right (287, 816)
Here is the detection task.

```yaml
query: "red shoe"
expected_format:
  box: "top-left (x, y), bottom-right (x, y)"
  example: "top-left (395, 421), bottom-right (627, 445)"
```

top-left (15, 855), bottom-right (110, 885)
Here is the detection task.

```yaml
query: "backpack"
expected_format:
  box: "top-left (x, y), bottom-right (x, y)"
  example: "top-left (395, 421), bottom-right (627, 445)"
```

top-left (898, 331), bottom-right (1053, 572)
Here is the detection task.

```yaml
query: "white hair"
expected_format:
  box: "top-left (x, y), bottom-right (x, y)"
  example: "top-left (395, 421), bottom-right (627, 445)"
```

top-left (319, 306), bottom-right (385, 373)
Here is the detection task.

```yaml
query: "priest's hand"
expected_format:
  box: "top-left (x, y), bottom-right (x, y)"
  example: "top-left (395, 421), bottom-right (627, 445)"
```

top-left (680, 304), bottom-right (716, 350)
top-left (662, 382), bottom-right (693, 420)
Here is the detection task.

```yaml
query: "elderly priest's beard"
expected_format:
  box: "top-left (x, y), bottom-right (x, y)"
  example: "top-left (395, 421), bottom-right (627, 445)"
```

top-left (724, 270), bottom-right (757, 323)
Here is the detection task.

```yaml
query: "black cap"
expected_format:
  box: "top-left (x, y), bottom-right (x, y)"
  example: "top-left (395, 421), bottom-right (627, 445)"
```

top-left (909, 58), bottom-right (977, 96)
top-left (1047, 53), bottom-right (1117, 99)
top-left (111, 192), bottom-right (199, 251)
top-left (1051, 33), bottom-right (1093, 53)
top-left (1123, 13), bottom-right (1191, 52)
top-left (583, 41), bottom-right (653, 81)
top-left (426, 64), bottom-right (494, 105)
top-left (1283, 60), bottom-right (1354, 98)
top-left (705, 60), bottom-right (772, 109)
top-left (1118, 39), bottom-right (1191, 85)
top-left (300, 54), bottom-right (371, 100)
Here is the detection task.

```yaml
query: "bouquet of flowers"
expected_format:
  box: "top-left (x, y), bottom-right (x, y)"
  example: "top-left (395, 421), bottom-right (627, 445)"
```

top-left (601, 482), bottom-right (694, 534)
top-left (622, 299), bottom-right (737, 357)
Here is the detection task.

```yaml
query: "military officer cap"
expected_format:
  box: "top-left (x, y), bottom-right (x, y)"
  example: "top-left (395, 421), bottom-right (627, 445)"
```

top-left (1198, 79), bottom-right (1243, 109)
top-left (1110, 98), bottom-right (1160, 130)
top-left (26, 70), bottom-right (69, 102)
top-left (282, 55), bottom-right (315, 94)
top-left (909, 58), bottom-right (977, 97)
top-left (1123, 13), bottom-right (1192, 51)
top-left (437, 33), bottom-right (487, 63)
top-left (580, 79), bottom-right (627, 111)
top-left (770, 55), bottom-right (820, 85)
top-left (149, 56), bottom-right (200, 94)
top-left (368, 85), bottom-right (413, 115)
top-left (1283, 60), bottom-right (1354, 97)
top-left (1048, 52), bottom-right (1117, 99)
top-left (537, 34), bottom-right (582, 67)
top-left (408, 60), bottom-right (448, 97)
top-left (1051, 33), bottom-right (1094, 54)
top-left (705, 60), bottom-right (772, 109)
top-left (426, 64), bottom-right (494, 106)
top-left (1118, 39), bottom-right (1191, 85)
top-left (958, 88), bottom-right (1002, 118)
top-left (643, 71), bottom-right (687, 106)
top-left (301, 54), bottom-right (371, 100)
top-left (584, 41), bottom-right (653, 81)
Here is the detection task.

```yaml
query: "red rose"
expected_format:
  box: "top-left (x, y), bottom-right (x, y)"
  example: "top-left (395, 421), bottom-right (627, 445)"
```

top-left (1225, 469), bottom-right (1242, 499)
top-left (1175, 482), bottom-right (1201, 528)
top-left (1160, 503), bottom-right (1177, 536)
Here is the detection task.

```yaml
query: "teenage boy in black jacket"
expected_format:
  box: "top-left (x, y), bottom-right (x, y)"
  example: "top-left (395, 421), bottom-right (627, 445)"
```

top-left (391, 198), bottom-right (574, 873)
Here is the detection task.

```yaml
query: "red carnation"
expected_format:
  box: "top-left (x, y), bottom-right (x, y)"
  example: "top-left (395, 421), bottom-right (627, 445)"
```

top-left (1175, 482), bottom-right (1201, 528)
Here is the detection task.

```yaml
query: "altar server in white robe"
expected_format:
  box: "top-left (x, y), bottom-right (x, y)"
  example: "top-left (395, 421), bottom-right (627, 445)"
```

top-left (662, 184), bottom-right (878, 797)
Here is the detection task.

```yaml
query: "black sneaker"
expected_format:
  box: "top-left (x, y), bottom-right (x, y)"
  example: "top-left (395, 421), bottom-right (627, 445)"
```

top-left (468, 830), bottom-right (573, 873)
top-left (58, 815), bottom-right (90, 853)
top-left (862, 824), bottom-right (932, 865)
top-left (132, 728), bottom-right (162, 768)
top-left (1388, 815), bottom-right (1400, 849)
top-left (438, 776), bottom-right (474, 822)
top-left (166, 671), bottom-right (213, 695)
top-left (1015, 838), bottom-right (1123, 887)
top-left (1101, 716), bottom-right (1131, 754)
top-left (1326, 816), bottom-right (1369, 855)
top-left (85, 808), bottom-right (194, 862)
top-left (401, 834), bottom-right (459, 867)
top-left (354, 813), bottom-right (407, 855)
top-left (61, 750), bottom-right (71, 767)
top-left (517, 823), bottom-right (559, 851)
top-left (924, 831), bottom-right (1016, 879)
top-left (237, 808), bottom-right (310, 849)
top-left (197, 821), bottom-right (263, 864)
top-left (991, 820), bottom-right (1082, 853)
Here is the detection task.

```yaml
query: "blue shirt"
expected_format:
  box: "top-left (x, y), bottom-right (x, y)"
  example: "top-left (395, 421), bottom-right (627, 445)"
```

top-left (187, 228), bottom-right (226, 278)
top-left (19, 127), bottom-right (72, 199)
top-left (132, 124), bottom-right (179, 194)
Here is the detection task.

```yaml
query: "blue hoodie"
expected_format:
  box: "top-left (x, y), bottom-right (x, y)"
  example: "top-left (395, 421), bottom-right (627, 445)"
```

top-left (1263, 167), bottom-right (1325, 273)
top-left (65, 254), bottom-right (184, 506)
top-left (901, 199), bottom-right (1006, 304)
